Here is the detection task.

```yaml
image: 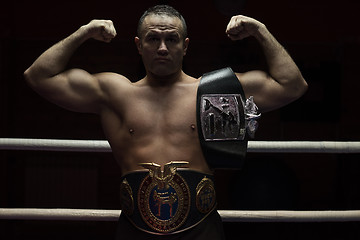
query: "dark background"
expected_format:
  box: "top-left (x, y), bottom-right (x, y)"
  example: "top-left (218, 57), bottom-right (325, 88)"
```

top-left (1, 0), bottom-right (360, 239)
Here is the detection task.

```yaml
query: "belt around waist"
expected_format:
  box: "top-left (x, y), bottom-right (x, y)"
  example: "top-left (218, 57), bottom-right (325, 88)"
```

top-left (119, 168), bottom-right (217, 235)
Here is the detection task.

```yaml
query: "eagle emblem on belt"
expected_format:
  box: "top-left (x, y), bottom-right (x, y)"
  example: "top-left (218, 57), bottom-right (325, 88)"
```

top-left (138, 161), bottom-right (191, 233)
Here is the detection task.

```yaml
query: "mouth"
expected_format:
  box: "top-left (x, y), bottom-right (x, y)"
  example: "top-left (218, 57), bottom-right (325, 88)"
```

top-left (155, 57), bottom-right (170, 62)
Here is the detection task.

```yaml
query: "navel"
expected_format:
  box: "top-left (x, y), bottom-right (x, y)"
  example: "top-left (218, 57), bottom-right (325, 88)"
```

top-left (190, 124), bottom-right (196, 131)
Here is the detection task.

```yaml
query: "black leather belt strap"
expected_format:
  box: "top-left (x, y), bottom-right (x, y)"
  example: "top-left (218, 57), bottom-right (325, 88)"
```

top-left (196, 67), bottom-right (248, 169)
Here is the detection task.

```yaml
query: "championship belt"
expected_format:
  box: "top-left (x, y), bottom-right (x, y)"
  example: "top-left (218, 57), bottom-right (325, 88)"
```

top-left (119, 162), bottom-right (217, 235)
top-left (197, 67), bottom-right (258, 169)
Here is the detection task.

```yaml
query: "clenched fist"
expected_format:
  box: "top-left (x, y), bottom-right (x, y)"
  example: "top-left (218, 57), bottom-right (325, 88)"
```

top-left (225, 15), bottom-right (265, 41)
top-left (83, 19), bottom-right (117, 43)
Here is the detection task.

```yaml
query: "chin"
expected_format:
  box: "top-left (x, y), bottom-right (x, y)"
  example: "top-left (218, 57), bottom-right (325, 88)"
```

top-left (151, 68), bottom-right (179, 78)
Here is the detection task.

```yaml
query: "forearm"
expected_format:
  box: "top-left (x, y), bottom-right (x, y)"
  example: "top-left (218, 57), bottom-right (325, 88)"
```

top-left (227, 15), bottom-right (307, 111)
top-left (24, 26), bottom-right (90, 81)
top-left (254, 25), bottom-right (305, 86)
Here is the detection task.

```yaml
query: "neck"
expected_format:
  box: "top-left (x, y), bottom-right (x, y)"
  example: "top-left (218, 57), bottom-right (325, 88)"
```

top-left (145, 70), bottom-right (184, 87)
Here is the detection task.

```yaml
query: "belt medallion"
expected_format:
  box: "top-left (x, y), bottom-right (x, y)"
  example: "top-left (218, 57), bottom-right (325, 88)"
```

top-left (138, 161), bottom-right (191, 233)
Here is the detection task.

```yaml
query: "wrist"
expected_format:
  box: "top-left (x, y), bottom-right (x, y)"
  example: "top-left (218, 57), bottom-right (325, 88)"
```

top-left (253, 24), bottom-right (269, 42)
top-left (74, 25), bottom-right (93, 43)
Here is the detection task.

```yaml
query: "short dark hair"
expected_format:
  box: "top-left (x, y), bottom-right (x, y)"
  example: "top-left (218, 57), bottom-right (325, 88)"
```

top-left (137, 5), bottom-right (187, 39)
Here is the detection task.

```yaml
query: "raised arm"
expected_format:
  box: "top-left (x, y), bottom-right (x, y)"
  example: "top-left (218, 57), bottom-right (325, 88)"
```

top-left (226, 15), bottom-right (308, 112)
top-left (24, 20), bottom-right (117, 113)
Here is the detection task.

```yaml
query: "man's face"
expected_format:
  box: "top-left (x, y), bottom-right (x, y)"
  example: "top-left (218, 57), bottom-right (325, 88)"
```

top-left (135, 15), bottom-right (189, 78)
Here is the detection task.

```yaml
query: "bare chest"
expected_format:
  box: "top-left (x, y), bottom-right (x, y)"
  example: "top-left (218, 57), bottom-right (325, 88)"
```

top-left (124, 86), bottom-right (197, 135)
top-left (101, 80), bottom-right (209, 172)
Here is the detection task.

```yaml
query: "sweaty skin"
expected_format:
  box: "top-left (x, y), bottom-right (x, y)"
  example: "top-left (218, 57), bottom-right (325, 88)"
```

top-left (24, 14), bottom-right (307, 176)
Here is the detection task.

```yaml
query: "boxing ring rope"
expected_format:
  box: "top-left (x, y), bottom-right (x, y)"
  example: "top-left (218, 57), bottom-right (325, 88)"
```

top-left (0, 208), bottom-right (360, 222)
top-left (1, 209), bottom-right (360, 222)
top-left (1, 138), bottom-right (360, 223)
top-left (1, 138), bottom-right (360, 153)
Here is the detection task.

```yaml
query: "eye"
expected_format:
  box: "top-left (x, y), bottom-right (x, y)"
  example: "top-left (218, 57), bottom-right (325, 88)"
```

top-left (146, 35), bottom-right (159, 42)
top-left (149, 37), bottom-right (159, 42)
top-left (166, 37), bottom-right (179, 43)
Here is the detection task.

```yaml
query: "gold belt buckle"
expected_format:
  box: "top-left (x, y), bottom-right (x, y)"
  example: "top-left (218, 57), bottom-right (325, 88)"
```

top-left (138, 161), bottom-right (191, 233)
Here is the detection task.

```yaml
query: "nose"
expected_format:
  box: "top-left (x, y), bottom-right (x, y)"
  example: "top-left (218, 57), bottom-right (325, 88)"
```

top-left (157, 40), bottom-right (168, 56)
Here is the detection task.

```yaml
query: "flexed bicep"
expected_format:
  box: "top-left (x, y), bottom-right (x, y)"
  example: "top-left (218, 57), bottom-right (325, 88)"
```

top-left (227, 15), bottom-right (307, 112)
top-left (24, 19), bottom-right (118, 113)
top-left (29, 68), bottom-right (106, 113)
top-left (237, 71), bottom-right (300, 113)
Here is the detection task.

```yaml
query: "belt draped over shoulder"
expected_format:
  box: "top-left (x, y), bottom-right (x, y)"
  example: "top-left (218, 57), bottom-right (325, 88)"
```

top-left (196, 67), bottom-right (249, 169)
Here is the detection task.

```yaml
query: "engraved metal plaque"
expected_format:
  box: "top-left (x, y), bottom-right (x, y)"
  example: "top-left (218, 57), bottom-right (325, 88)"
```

top-left (200, 94), bottom-right (245, 141)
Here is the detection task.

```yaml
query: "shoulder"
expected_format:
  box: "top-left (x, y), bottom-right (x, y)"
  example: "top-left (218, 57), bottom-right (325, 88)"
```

top-left (93, 72), bottom-right (135, 91)
top-left (94, 72), bottom-right (132, 84)
top-left (90, 72), bottom-right (140, 105)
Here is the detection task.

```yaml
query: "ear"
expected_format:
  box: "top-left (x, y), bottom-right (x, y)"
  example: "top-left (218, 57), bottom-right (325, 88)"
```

top-left (183, 38), bottom-right (190, 56)
top-left (135, 37), bottom-right (142, 54)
